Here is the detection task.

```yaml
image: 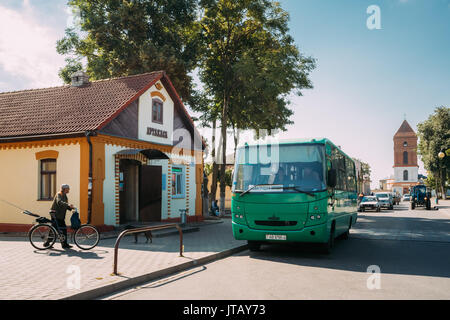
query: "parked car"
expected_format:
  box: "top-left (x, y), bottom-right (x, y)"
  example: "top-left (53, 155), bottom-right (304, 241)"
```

top-left (402, 194), bottom-right (411, 202)
top-left (375, 192), bottom-right (394, 210)
top-left (358, 196), bottom-right (381, 212)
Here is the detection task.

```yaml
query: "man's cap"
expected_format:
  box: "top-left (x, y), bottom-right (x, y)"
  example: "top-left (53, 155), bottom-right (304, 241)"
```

top-left (61, 184), bottom-right (70, 190)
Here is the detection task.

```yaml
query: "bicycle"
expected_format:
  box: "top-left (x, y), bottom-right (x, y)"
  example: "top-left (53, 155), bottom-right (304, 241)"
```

top-left (24, 209), bottom-right (100, 250)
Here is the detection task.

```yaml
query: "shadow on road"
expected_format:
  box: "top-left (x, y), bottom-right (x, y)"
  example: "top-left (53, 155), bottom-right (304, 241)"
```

top-left (356, 214), bottom-right (450, 227)
top-left (247, 236), bottom-right (450, 279)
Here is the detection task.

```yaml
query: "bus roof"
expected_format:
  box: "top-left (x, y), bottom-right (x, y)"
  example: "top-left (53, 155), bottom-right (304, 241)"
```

top-left (236, 138), bottom-right (354, 161)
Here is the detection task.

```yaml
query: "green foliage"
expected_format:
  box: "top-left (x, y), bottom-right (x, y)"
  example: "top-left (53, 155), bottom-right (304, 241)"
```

top-left (58, 58), bottom-right (83, 84)
top-left (193, 0), bottom-right (315, 132)
top-left (57, 0), bottom-right (199, 103)
top-left (417, 106), bottom-right (450, 192)
top-left (424, 172), bottom-right (436, 189)
top-left (204, 163), bottom-right (232, 187)
top-left (204, 162), bottom-right (213, 177)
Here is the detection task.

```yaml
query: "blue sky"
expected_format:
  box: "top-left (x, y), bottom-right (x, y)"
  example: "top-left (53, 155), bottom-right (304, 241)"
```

top-left (0, 0), bottom-right (449, 188)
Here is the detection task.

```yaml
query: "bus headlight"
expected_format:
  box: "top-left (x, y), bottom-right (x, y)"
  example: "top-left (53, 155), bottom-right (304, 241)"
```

top-left (310, 215), bottom-right (315, 220)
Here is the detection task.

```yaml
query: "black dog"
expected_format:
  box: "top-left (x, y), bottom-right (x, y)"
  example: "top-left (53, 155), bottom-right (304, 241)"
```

top-left (124, 225), bottom-right (153, 243)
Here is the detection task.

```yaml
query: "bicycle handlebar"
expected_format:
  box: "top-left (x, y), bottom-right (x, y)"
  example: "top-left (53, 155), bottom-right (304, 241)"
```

top-left (23, 210), bottom-right (40, 218)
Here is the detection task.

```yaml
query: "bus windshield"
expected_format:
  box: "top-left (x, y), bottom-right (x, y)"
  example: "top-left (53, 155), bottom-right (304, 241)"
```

top-left (233, 143), bottom-right (326, 193)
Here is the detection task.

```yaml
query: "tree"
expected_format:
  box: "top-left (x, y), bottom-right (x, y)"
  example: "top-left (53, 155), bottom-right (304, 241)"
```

top-left (195, 0), bottom-right (315, 214)
top-left (417, 106), bottom-right (450, 198)
top-left (56, 0), bottom-right (199, 104)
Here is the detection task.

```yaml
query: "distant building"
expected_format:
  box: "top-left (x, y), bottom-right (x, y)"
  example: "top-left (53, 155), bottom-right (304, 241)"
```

top-left (379, 176), bottom-right (394, 191)
top-left (391, 120), bottom-right (420, 195)
top-left (354, 159), bottom-right (371, 194)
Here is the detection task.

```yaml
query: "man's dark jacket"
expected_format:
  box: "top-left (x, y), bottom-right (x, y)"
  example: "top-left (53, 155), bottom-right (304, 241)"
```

top-left (50, 192), bottom-right (71, 220)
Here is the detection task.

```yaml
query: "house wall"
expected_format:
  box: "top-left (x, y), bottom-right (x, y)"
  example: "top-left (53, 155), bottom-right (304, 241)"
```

top-left (100, 135), bottom-right (199, 227)
top-left (138, 82), bottom-right (174, 146)
top-left (0, 140), bottom-right (81, 227)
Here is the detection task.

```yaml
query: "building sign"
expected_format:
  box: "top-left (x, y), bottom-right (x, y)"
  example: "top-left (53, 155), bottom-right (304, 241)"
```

top-left (147, 127), bottom-right (168, 138)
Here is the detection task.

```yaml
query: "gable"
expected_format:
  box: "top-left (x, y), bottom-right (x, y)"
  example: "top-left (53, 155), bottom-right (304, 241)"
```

top-left (100, 100), bottom-right (138, 139)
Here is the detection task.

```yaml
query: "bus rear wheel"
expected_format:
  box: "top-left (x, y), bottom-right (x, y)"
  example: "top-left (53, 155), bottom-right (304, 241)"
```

top-left (247, 241), bottom-right (261, 252)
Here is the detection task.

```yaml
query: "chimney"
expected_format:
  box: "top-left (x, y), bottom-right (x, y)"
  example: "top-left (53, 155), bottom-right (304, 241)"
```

top-left (71, 70), bottom-right (90, 87)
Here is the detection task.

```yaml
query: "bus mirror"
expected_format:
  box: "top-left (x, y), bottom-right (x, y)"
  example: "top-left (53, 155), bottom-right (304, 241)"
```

top-left (328, 169), bottom-right (337, 188)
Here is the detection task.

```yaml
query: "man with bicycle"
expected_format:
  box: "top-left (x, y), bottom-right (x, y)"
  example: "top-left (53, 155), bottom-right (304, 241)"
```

top-left (44, 184), bottom-right (74, 249)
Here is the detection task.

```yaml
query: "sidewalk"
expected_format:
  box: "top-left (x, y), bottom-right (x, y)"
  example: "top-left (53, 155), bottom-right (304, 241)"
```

top-left (435, 198), bottom-right (450, 214)
top-left (0, 219), bottom-right (247, 300)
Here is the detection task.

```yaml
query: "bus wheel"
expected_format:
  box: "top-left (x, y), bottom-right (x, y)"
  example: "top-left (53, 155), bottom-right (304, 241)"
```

top-left (341, 220), bottom-right (351, 240)
top-left (322, 225), bottom-right (335, 254)
top-left (247, 241), bottom-right (261, 252)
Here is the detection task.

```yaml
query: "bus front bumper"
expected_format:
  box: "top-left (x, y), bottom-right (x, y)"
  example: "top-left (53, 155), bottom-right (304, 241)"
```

top-left (232, 221), bottom-right (329, 244)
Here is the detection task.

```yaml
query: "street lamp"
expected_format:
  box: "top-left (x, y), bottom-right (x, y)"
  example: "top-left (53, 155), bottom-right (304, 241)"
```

top-left (436, 149), bottom-right (448, 203)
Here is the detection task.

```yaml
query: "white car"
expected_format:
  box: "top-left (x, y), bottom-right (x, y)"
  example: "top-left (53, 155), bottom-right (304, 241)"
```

top-left (358, 196), bottom-right (381, 212)
top-left (402, 194), bottom-right (411, 201)
top-left (375, 192), bottom-right (394, 210)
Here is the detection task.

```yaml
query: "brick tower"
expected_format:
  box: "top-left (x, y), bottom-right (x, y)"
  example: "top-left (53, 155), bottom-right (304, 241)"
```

top-left (392, 120), bottom-right (419, 195)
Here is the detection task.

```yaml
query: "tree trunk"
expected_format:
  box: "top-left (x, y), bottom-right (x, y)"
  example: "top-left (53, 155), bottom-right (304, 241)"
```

top-left (219, 94), bottom-right (228, 216)
top-left (441, 167), bottom-right (446, 199)
top-left (209, 119), bottom-right (219, 212)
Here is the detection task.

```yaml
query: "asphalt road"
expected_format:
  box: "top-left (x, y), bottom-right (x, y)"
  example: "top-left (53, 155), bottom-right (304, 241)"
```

top-left (104, 201), bottom-right (450, 300)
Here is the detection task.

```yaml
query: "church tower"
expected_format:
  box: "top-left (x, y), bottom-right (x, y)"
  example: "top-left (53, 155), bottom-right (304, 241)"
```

top-left (392, 120), bottom-right (419, 195)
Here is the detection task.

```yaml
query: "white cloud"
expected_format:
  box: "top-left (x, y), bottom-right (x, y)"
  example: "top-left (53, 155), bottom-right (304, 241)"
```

top-left (0, 2), bottom-right (66, 90)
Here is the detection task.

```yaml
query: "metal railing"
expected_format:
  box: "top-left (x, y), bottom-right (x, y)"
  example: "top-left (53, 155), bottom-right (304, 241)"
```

top-left (113, 224), bottom-right (183, 275)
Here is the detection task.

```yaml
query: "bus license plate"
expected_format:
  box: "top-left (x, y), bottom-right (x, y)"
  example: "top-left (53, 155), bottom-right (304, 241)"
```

top-left (266, 234), bottom-right (287, 240)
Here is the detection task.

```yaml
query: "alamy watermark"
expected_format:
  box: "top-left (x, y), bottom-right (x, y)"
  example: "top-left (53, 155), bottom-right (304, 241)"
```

top-left (66, 265), bottom-right (81, 290)
top-left (366, 265), bottom-right (381, 290)
top-left (367, 5), bottom-right (382, 30)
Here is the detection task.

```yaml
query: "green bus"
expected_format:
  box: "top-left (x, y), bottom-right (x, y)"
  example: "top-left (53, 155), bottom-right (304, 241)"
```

top-left (231, 138), bottom-right (358, 253)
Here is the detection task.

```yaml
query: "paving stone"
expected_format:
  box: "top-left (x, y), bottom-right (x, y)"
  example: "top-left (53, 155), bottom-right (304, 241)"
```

top-left (0, 219), bottom-right (244, 300)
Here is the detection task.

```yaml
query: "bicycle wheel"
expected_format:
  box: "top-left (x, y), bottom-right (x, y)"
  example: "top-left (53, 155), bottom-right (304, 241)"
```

top-left (29, 224), bottom-right (57, 250)
top-left (74, 225), bottom-right (100, 250)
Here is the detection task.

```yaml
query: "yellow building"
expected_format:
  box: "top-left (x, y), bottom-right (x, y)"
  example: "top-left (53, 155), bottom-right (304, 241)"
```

top-left (0, 71), bottom-right (204, 232)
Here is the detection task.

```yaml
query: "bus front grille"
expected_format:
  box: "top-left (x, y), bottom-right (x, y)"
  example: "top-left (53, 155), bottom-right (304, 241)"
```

top-left (254, 220), bottom-right (297, 227)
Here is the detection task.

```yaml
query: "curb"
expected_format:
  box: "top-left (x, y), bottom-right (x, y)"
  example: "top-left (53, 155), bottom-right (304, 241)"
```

top-left (100, 226), bottom-right (201, 240)
top-left (61, 244), bottom-right (248, 300)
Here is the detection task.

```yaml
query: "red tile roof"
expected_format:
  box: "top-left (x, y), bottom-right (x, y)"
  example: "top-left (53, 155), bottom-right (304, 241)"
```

top-left (0, 71), bottom-right (164, 138)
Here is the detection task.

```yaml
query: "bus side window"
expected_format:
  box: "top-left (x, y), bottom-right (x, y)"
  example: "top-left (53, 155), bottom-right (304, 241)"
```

top-left (331, 146), bottom-right (347, 191)
top-left (346, 160), bottom-right (357, 192)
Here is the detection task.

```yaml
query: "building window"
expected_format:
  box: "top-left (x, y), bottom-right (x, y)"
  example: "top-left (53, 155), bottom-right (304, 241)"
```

top-left (403, 151), bottom-right (408, 164)
top-left (152, 99), bottom-right (163, 124)
top-left (40, 159), bottom-right (56, 200)
top-left (171, 166), bottom-right (185, 198)
top-left (403, 141), bottom-right (408, 147)
top-left (403, 170), bottom-right (408, 181)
